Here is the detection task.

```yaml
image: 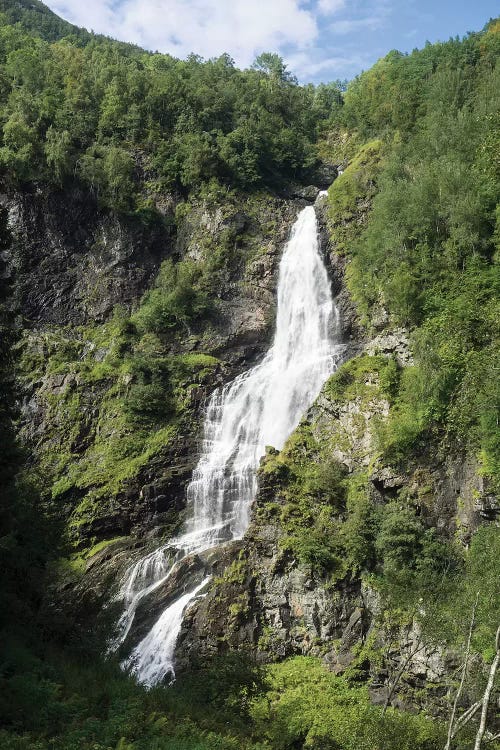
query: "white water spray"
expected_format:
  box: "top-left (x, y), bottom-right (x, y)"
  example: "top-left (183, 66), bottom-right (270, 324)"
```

top-left (112, 206), bottom-right (343, 686)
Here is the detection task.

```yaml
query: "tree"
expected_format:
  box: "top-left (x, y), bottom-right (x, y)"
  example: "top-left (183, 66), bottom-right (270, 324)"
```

top-left (44, 126), bottom-right (72, 183)
top-left (252, 52), bottom-right (297, 84)
top-left (134, 259), bottom-right (213, 335)
top-left (473, 625), bottom-right (500, 749)
top-left (102, 145), bottom-right (135, 210)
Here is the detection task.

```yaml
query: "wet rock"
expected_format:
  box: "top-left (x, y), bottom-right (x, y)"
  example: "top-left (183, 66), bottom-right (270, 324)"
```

top-left (309, 162), bottom-right (338, 189)
top-left (127, 553), bottom-right (210, 646)
top-left (292, 185), bottom-right (321, 201)
top-left (370, 466), bottom-right (407, 493)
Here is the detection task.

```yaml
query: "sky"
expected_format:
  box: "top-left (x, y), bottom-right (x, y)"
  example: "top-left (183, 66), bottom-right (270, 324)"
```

top-left (44, 0), bottom-right (499, 84)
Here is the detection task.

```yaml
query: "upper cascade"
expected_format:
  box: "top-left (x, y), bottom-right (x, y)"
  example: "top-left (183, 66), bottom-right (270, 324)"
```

top-left (111, 205), bottom-right (343, 686)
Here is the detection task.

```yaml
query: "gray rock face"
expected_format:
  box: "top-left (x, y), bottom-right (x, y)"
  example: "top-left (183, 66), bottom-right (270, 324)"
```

top-left (14, 181), bottom-right (326, 642)
top-left (286, 184), bottom-right (321, 201)
top-left (364, 329), bottom-right (413, 366)
top-left (175, 194), bottom-right (301, 364)
top-left (3, 184), bottom-right (174, 325)
top-left (315, 194), bottom-right (364, 347)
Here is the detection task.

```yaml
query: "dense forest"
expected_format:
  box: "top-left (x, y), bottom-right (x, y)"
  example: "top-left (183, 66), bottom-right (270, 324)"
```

top-left (0, 1), bottom-right (498, 748)
top-left (0, 0), bottom-right (343, 202)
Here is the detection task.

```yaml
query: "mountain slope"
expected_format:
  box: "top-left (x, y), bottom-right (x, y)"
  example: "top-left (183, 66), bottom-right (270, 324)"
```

top-left (0, 0), bottom-right (90, 42)
top-left (0, 6), bottom-right (498, 750)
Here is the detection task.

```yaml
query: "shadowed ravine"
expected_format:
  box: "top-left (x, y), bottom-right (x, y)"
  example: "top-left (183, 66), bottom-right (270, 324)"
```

top-left (111, 204), bottom-right (343, 686)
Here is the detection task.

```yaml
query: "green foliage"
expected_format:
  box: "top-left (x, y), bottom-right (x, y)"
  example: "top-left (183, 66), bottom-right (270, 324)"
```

top-left (378, 355), bottom-right (400, 400)
top-left (464, 525), bottom-right (500, 655)
top-left (340, 473), bottom-right (376, 575)
top-left (263, 342), bottom-right (494, 663)
top-left (262, 424), bottom-right (348, 573)
top-left (0, 0), bottom-right (92, 44)
top-left (251, 657), bottom-right (447, 750)
top-left (17, 293), bottom-right (220, 534)
top-left (123, 346), bottom-right (174, 424)
top-left (123, 382), bottom-right (173, 424)
top-left (375, 503), bottom-right (426, 569)
top-left (0, 643), bottom-right (263, 749)
top-left (326, 139), bottom-right (383, 255)
top-left (77, 145), bottom-right (136, 210)
top-left (375, 365), bottom-right (430, 462)
top-left (326, 353), bottom-right (388, 402)
top-left (0, 10), bottom-right (499, 749)
top-left (327, 139), bottom-right (382, 219)
top-left (326, 22), bottom-right (500, 488)
top-left (252, 52), bottom-right (297, 83)
top-left (0, 642), bottom-right (457, 750)
top-left (44, 126), bottom-right (72, 184)
top-left (0, 17), bottom-right (329, 206)
top-left (339, 31), bottom-right (486, 139)
top-left (133, 258), bottom-right (213, 334)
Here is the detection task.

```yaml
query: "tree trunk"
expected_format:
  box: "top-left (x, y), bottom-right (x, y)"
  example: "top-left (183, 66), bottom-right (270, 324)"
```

top-left (444, 593), bottom-right (479, 750)
top-left (382, 637), bottom-right (424, 716)
top-left (474, 624), bottom-right (500, 750)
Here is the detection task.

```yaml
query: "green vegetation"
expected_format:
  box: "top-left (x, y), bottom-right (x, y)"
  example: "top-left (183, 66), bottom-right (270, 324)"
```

top-left (0, 9), bottom-right (345, 207)
top-left (15, 183), bottom-right (287, 549)
top-left (251, 657), bottom-right (454, 750)
top-left (0, 0), bottom-right (92, 43)
top-left (326, 138), bottom-right (383, 254)
top-left (257, 346), bottom-right (499, 729)
top-left (133, 258), bottom-right (214, 335)
top-left (260, 425), bottom-right (348, 572)
top-left (0, 643), bottom-right (464, 750)
top-left (326, 19), bottom-right (500, 493)
top-left (258, 354), bottom-right (397, 578)
top-left (257, 355), bottom-right (459, 589)
top-left (18, 310), bottom-right (221, 538)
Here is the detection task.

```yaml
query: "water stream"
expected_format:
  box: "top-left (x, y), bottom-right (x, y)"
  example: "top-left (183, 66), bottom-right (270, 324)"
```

top-left (111, 204), bottom-right (342, 686)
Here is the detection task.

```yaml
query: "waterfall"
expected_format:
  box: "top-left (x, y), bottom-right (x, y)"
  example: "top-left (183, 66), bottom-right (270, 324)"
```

top-left (111, 205), bottom-right (342, 687)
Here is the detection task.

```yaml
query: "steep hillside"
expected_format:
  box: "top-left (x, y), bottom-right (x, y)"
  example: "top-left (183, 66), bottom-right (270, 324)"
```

top-left (0, 0), bottom-right (89, 42)
top-left (0, 5), bottom-right (498, 750)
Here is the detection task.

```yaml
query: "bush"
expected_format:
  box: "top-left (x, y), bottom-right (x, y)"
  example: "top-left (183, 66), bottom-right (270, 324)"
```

top-left (251, 657), bottom-right (447, 750)
top-left (134, 259), bottom-right (213, 334)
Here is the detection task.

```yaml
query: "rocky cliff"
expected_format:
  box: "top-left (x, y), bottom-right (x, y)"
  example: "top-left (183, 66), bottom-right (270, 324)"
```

top-left (171, 201), bottom-right (492, 713)
top-left (3, 178), bottom-right (335, 636)
top-left (5, 155), bottom-right (497, 717)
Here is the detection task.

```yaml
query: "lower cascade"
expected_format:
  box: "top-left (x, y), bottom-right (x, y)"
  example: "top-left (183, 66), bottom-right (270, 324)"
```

top-left (111, 205), bottom-right (343, 686)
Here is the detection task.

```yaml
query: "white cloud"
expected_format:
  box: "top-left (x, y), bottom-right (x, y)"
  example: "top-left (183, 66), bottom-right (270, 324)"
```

top-left (286, 50), bottom-right (370, 79)
top-left (317, 0), bottom-right (346, 15)
top-left (46, 0), bottom-right (393, 81)
top-left (48, 0), bottom-right (318, 68)
top-left (331, 16), bottom-right (381, 34)
top-left (328, 0), bottom-right (391, 35)
top-left (49, 0), bottom-right (116, 35)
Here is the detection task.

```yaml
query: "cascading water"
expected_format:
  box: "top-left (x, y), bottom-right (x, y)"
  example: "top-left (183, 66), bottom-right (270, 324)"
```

top-left (111, 204), bottom-right (343, 687)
